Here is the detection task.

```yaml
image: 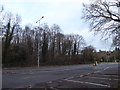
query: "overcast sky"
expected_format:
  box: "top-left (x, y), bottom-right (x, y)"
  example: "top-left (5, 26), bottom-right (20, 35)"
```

top-left (0, 0), bottom-right (113, 51)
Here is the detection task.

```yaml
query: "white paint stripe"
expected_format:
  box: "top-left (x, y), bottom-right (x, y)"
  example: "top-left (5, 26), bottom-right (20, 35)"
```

top-left (89, 77), bottom-right (119, 81)
top-left (93, 67), bottom-right (110, 73)
top-left (80, 75), bottom-right (83, 77)
top-left (94, 71), bottom-right (101, 73)
top-left (64, 79), bottom-right (111, 88)
top-left (103, 67), bottom-right (109, 71)
top-left (65, 76), bottom-right (74, 80)
top-left (97, 74), bottom-right (118, 77)
top-left (50, 87), bottom-right (58, 90)
top-left (47, 81), bottom-right (52, 83)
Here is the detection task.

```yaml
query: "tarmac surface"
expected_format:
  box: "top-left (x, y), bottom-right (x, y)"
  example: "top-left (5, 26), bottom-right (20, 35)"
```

top-left (2, 62), bottom-right (120, 89)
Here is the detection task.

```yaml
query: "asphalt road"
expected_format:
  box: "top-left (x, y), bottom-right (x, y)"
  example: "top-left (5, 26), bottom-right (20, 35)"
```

top-left (2, 62), bottom-right (120, 88)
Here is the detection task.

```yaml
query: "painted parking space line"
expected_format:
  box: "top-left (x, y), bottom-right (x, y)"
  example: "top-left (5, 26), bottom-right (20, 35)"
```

top-left (87, 76), bottom-right (119, 81)
top-left (94, 71), bottom-right (101, 73)
top-left (93, 67), bottom-right (110, 74)
top-left (79, 75), bottom-right (84, 77)
top-left (103, 67), bottom-right (110, 71)
top-left (64, 76), bottom-right (74, 80)
top-left (95, 74), bottom-right (119, 77)
top-left (93, 67), bottom-right (111, 74)
top-left (65, 74), bottom-right (85, 80)
top-left (49, 87), bottom-right (58, 90)
top-left (64, 79), bottom-right (111, 88)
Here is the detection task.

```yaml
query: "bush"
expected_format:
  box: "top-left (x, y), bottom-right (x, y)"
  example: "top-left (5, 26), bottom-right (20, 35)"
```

top-left (3, 45), bottom-right (28, 67)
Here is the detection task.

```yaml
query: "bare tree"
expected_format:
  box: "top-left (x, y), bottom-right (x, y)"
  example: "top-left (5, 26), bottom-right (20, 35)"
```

top-left (0, 6), bottom-right (4, 38)
top-left (2, 12), bottom-right (21, 63)
top-left (81, 45), bottom-right (96, 63)
top-left (82, 0), bottom-right (120, 39)
top-left (73, 34), bottom-right (86, 55)
top-left (113, 31), bottom-right (120, 47)
top-left (49, 24), bottom-right (61, 58)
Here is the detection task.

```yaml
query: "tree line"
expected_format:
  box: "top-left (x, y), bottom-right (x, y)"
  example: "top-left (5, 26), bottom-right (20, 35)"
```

top-left (1, 10), bottom-right (98, 67)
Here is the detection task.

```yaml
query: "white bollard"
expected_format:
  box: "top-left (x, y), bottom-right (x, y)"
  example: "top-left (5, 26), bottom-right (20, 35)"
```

top-left (95, 61), bottom-right (98, 65)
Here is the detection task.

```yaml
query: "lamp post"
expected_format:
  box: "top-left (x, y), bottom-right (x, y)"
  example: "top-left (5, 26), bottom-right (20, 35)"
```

top-left (36, 16), bottom-right (44, 67)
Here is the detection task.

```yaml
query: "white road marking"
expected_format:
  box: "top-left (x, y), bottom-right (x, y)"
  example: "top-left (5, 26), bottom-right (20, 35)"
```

top-left (87, 73), bottom-right (90, 75)
top-left (88, 76), bottom-right (119, 81)
top-left (94, 71), bottom-right (101, 73)
top-left (80, 75), bottom-right (84, 77)
top-left (47, 81), bottom-right (52, 83)
top-left (64, 79), bottom-right (111, 88)
top-left (64, 76), bottom-right (74, 80)
top-left (96, 74), bottom-right (119, 77)
top-left (94, 67), bottom-right (110, 73)
top-left (103, 67), bottom-right (110, 71)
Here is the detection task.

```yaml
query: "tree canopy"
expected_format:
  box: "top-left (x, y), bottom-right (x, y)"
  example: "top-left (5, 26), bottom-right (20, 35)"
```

top-left (82, 0), bottom-right (120, 47)
top-left (1, 10), bottom-right (87, 66)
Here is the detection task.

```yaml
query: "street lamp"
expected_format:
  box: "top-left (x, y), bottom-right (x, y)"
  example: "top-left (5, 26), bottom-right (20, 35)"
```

top-left (36, 16), bottom-right (44, 67)
top-left (36, 16), bottom-right (44, 26)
